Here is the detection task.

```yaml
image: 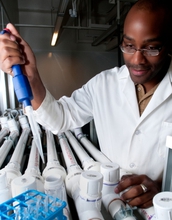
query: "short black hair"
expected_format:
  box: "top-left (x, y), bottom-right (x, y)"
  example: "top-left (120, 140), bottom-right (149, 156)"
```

top-left (131, 0), bottom-right (172, 50)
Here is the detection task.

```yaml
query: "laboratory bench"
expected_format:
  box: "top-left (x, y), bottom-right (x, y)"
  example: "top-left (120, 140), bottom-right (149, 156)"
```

top-left (0, 123), bottom-right (145, 220)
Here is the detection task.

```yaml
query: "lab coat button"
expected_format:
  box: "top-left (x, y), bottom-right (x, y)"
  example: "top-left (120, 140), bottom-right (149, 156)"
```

top-left (130, 163), bottom-right (135, 168)
top-left (135, 130), bottom-right (140, 135)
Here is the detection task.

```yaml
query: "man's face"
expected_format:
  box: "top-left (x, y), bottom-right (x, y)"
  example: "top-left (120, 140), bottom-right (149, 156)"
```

top-left (122, 8), bottom-right (170, 90)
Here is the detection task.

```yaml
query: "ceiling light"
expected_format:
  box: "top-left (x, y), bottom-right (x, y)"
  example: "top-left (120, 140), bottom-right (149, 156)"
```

top-left (51, 32), bottom-right (58, 46)
top-left (50, 0), bottom-right (69, 46)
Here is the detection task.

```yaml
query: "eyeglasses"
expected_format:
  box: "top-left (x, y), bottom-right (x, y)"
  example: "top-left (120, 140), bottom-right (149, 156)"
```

top-left (120, 45), bottom-right (162, 56)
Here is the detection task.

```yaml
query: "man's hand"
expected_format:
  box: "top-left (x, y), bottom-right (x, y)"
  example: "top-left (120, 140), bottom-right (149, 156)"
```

top-left (0, 23), bottom-right (46, 109)
top-left (0, 23), bottom-right (36, 77)
top-left (115, 174), bottom-right (161, 208)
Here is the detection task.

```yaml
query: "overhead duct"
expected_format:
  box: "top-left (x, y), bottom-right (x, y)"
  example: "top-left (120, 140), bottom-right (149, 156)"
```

top-left (51, 0), bottom-right (69, 46)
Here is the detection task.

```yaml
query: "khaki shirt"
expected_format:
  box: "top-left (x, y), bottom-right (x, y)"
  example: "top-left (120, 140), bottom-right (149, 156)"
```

top-left (136, 84), bottom-right (159, 115)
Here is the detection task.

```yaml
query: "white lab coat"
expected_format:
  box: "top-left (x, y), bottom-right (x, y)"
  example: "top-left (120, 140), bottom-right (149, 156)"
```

top-left (34, 59), bottom-right (172, 181)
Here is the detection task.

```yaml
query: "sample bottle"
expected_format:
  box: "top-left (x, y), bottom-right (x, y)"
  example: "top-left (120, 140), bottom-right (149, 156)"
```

top-left (44, 175), bottom-right (72, 220)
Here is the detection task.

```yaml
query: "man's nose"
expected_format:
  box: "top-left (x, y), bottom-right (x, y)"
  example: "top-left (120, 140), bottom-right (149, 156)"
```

top-left (130, 50), bottom-right (147, 64)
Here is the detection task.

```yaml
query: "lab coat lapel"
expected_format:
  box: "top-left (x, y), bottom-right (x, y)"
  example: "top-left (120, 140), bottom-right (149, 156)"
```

top-left (140, 70), bottom-right (172, 121)
top-left (120, 61), bottom-right (172, 123)
top-left (121, 71), bottom-right (140, 120)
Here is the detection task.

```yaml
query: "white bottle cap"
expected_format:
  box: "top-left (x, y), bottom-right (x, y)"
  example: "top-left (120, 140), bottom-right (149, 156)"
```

top-left (100, 163), bottom-right (119, 183)
top-left (79, 170), bottom-right (103, 198)
top-left (153, 191), bottom-right (172, 220)
top-left (11, 174), bottom-right (36, 197)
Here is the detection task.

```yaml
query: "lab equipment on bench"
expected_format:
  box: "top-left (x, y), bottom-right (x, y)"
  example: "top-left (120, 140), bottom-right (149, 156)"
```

top-left (43, 129), bottom-right (71, 219)
top-left (58, 133), bottom-right (105, 220)
top-left (66, 129), bottom-right (137, 220)
top-left (2, 114), bottom-right (30, 185)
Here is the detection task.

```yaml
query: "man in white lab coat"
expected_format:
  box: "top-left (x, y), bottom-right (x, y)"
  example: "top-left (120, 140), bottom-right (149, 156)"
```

top-left (0, 0), bottom-right (172, 209)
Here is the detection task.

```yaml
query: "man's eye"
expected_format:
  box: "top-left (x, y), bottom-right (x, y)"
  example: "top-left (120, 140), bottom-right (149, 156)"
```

top-left (125, 44), bottom-right (134, 48)
top-left (146, 46), bottom-right (159, 50)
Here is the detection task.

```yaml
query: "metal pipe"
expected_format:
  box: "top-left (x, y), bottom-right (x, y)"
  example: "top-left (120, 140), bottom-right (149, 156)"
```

top-left (7, 75), bottom-right (16, 109)
top-left (63, 25), bottom-right (109, 30)
top-left (14, 24), bottom-right (54, 28)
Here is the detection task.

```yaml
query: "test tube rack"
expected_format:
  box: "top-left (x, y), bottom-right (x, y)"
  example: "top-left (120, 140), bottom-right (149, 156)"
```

top-left (0, 189), bottom-right (67, 220)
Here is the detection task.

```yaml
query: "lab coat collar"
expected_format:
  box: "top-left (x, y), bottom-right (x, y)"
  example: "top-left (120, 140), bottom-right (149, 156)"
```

top-left (119, 59), bottom-right (172, 121)
top-left (119, 66), bottom-right (140, 120)
top-left (141, 58), bottom-right (172, 120)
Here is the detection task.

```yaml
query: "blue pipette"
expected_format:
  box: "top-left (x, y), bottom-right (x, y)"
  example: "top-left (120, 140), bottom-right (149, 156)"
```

top-left (0, 28), bottom-right (45, 163)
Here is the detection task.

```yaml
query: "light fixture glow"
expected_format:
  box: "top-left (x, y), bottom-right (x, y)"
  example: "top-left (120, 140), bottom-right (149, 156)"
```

top-left (51, 32), bottom-right (58, 46)
top-left (50, 0), bottom-right (69, 46)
